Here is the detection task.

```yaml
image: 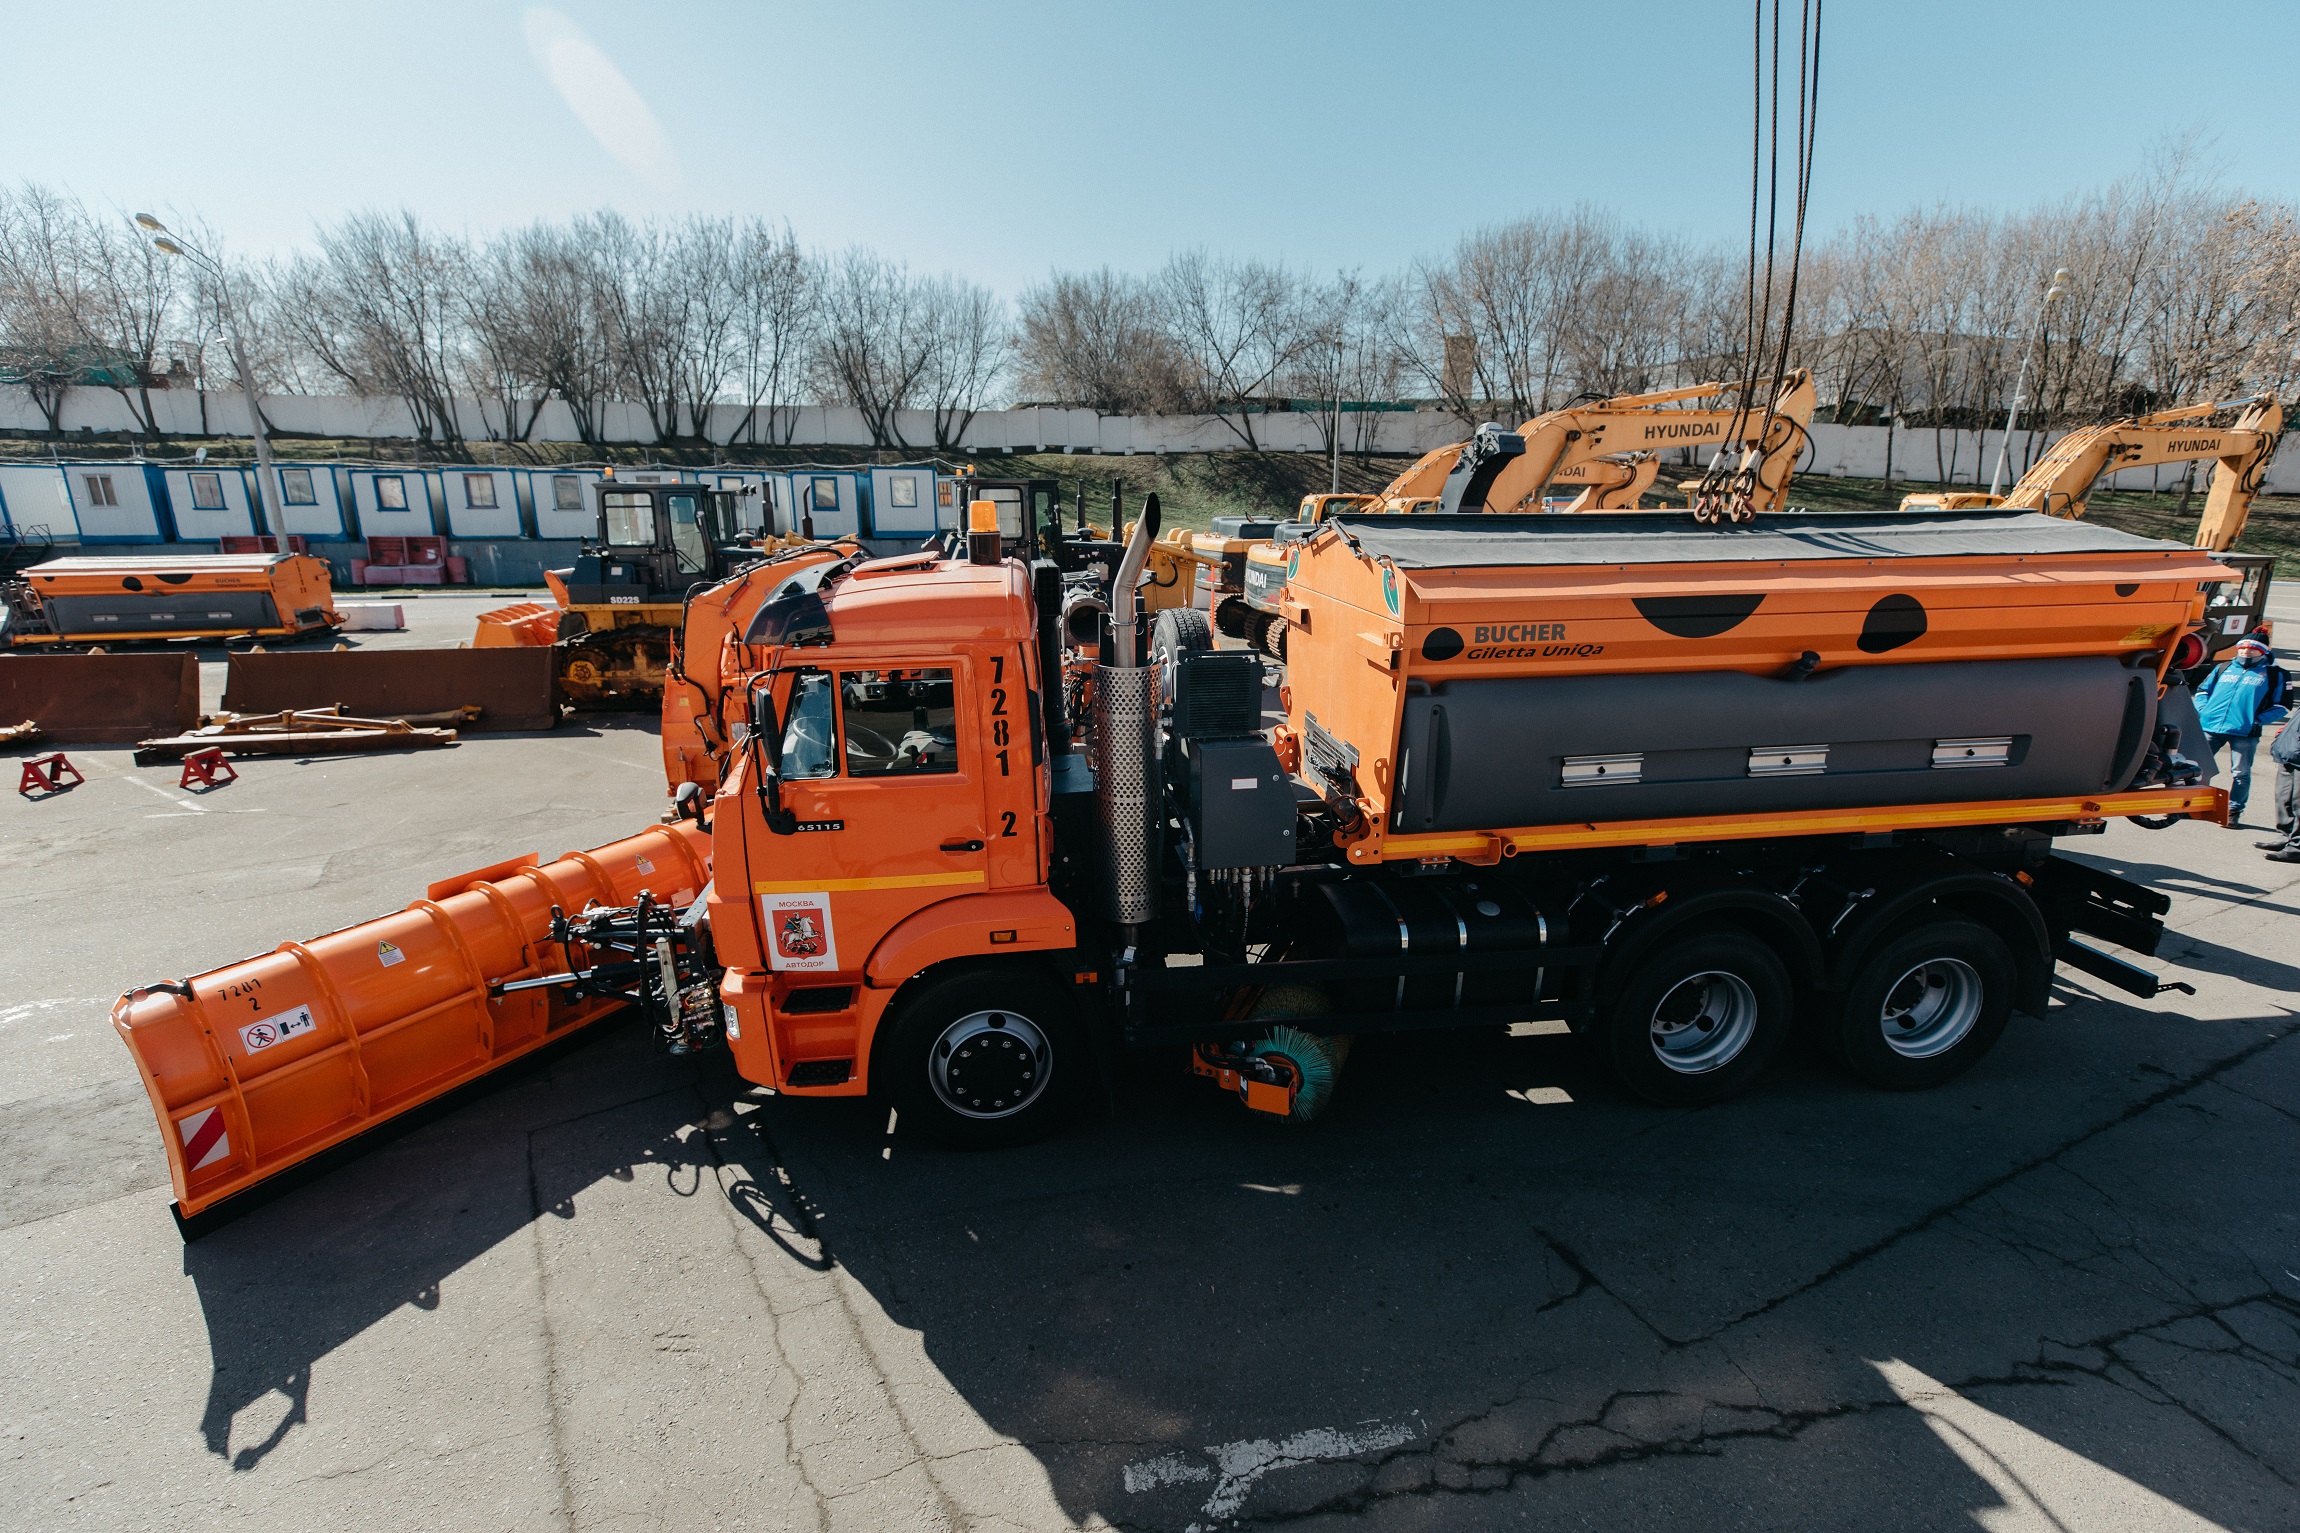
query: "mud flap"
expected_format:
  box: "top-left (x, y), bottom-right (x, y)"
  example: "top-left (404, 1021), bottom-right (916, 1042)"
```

top-left (113, 822), bottom-right (712, 1233)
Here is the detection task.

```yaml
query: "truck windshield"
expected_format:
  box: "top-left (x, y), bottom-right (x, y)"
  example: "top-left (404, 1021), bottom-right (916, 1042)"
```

top-left (602, 491), bottom-right (653, 546)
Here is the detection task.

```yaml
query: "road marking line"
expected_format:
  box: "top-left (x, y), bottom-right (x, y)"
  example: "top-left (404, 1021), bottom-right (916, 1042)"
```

top-left (120, 776), bottom-right (207, 813)
top-left (1124, 1414), bottom-right (1421, 1526)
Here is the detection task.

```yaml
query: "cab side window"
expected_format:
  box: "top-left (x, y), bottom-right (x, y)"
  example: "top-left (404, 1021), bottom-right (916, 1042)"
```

top-left (781, 670), bottom-right (837, 780)
top-left (842, 669), bottom-right (958, 776)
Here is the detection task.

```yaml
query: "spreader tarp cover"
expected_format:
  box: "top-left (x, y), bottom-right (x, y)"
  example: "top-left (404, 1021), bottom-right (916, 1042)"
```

top-left (1324, 511), bottom-right (2195, 568)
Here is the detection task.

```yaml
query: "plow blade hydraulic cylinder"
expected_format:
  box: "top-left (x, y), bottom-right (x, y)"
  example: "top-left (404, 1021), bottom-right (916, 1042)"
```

top-left (112, 822), bottom-right (711, 1233)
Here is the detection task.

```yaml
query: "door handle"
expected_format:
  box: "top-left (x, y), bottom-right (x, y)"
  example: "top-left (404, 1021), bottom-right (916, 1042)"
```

top-left (939, 839), bottom-right (985, 854)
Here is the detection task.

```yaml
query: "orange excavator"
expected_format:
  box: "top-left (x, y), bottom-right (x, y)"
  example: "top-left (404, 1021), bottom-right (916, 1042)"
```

top-left (117, 483), bottom-right (2232, 1236)
top-left (1153, 375), bottom-right (1814, 648)
top-left (1378, 371), bottom-right (1816, 519)
top-left (1902, 394), bottom-right (2283, 657)
top-left (1230, 373), bottom-right (1817, 657)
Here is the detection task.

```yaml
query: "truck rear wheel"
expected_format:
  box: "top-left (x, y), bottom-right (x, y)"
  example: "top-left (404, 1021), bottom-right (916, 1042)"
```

top-left (1603, 929), bottom-right (1792, 1106)
top-left (1828, 920), bottom-right (2012, 1090)
top-left (883, 967), bottom-right (1082, 1149)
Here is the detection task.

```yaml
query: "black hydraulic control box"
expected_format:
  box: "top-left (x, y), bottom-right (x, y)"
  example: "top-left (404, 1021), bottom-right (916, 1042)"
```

top-left (1181, 736), bottom-right (1295, 869)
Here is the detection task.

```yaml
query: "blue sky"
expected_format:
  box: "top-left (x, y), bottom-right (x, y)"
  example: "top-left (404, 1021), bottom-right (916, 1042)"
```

top-left (16, 0), bottom-right (2300, 293)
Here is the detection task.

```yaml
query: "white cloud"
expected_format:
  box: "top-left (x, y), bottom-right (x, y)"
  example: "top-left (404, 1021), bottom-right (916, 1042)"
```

top-left (523, 7), bottom-right (681, 190)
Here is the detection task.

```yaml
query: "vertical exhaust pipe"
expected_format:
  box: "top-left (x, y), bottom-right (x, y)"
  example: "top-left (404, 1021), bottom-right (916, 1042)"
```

top-left (1094, 494), bottom-right (1161, 927)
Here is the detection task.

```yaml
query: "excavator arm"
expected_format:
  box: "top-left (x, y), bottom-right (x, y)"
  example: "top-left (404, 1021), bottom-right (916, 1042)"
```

top-left (1906, 395), bottom-right (2282, 552)
top-left (1381, 372), bottom-right (1816, 517)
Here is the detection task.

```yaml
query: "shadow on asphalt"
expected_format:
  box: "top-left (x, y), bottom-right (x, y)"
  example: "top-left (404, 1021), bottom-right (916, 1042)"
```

top-left (176, 1000), bottom-right (2298, 1526)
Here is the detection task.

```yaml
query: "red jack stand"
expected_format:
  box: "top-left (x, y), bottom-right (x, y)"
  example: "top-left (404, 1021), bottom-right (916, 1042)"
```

top-left (178, 747), bottom-right (238, 791)
top-left (18, 753), bottom-right (84, 797)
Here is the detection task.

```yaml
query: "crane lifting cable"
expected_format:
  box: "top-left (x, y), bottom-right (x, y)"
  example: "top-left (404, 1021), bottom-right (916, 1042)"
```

top-left (1696, 0), bottom-right (1824, 525)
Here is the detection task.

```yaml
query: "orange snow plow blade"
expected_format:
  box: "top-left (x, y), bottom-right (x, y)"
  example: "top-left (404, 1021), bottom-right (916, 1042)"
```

top-left (113, 820), bottom-right (711, 1232)
top-left (473, 601), bottom-right (560, 647)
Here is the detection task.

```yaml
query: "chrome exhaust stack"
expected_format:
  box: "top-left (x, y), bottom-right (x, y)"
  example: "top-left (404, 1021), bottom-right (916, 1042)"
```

top-left (1093, 494), bottom-right (1162, 927)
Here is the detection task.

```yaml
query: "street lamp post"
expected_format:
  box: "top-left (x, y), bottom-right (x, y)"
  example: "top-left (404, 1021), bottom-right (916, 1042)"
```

top-left (1330, 340), bottom-right (1344, 496)
top-left (1988, 266), bottom-right (2073, 500)
top-left (136, 215), bottom-right (281, 542)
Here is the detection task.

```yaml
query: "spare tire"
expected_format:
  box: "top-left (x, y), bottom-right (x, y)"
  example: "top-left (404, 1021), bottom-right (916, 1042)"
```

top-left (1151, 606), bottom-right (1213, 720)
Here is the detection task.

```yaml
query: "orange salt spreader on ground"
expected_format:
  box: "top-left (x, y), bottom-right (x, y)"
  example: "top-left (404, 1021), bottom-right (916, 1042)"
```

top-left (115, 493), bottom-right (2235, 1236)
top-left (1, 552), bottom-right (342, 648)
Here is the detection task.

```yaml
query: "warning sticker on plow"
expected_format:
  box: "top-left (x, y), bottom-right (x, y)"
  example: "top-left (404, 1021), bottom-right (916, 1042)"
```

top-left (238, 1004), bottom-right (317, 1054)
top-left (177, 1107), bottom-right (230, 1170)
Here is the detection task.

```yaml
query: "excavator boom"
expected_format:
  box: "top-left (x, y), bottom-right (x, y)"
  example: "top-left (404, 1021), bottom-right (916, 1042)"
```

top-left (1380, 372), bottom-right (1816, 516)
top-left (1908, 395), bottom-right (2281, 553)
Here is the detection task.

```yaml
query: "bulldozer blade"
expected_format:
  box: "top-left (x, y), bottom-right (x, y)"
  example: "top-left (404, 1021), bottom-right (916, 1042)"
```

top-left (113, 821), bottom-right (712, 1232)
top-left (472, 602), bottom-right (560, 648)
top-left (0, 652), bottom-right (199, 743)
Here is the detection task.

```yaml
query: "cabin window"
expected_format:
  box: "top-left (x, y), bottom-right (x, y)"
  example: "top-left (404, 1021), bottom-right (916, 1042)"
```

top-left (841, 669), bottom-right (958, 777)
top-left (667, 492), bottom-right (707, 573)
top-left (188, 472), bottom-right (225, 510)
top-left (278, 468), bottom-right (316, 505)
top-left (554, 476), bottom-right (585, 511)
top-left (463, 473), bottom-right (498, 509)
top-left (602, 491), bottom-right (653, 546)
top-left (888, 474), bottom-right (919, 509)
top-left (83, 474), bottom-right (117, 507)
top-left (376, 475), bottom-right (407, 511)
top-left (809, 476), bottom-right (839, 512)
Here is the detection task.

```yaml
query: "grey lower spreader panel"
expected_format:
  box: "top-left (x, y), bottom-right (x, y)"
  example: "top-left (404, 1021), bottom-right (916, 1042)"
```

top-left (43, 590), bottom-right (282, 636)
top-left (1392, 656), bottom-right (2155, 833)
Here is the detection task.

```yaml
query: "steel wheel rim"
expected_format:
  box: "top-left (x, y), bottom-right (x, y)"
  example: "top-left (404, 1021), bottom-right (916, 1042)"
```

top-left (928, 1009), bottom-right (1052, 1120)
top-left (1648, 971), bottom-right (1759, 1074)
top-left (1878, 957), bottom-right (1983, 1059)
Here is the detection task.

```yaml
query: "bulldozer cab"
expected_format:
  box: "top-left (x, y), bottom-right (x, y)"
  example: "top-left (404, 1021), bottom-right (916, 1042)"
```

top-left (570, 481), bottom-right (750, 605)
top-left (949, 477), bottom-right (1061, 558)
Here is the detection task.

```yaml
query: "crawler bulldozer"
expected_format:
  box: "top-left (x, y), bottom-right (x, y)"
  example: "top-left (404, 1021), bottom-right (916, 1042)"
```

top-left (474, 475), bottom-right (842, 707)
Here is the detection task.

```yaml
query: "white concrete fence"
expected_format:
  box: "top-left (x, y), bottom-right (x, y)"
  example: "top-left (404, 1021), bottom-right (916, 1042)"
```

top-left (5, 387), bottom-right (2293, 495)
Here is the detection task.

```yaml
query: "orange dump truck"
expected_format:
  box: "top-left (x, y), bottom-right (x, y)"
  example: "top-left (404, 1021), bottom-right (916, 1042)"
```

top-left (116, 498), bottom-right (2229, 1234)
top-left (0, 552), bottom-right (341, 647)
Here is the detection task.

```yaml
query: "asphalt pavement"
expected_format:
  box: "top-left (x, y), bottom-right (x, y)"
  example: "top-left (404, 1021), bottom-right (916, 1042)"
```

top-left (1, 673), bottom-right (2295, 1530)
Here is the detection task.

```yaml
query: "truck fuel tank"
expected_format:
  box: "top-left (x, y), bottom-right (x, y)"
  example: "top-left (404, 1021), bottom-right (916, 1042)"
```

top-left (1300, 875), bottom-right (1552, 1014)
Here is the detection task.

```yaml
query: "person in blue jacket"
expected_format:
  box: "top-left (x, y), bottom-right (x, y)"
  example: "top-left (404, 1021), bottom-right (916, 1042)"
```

top-left (2194, 636), bottom-right (2289, 827)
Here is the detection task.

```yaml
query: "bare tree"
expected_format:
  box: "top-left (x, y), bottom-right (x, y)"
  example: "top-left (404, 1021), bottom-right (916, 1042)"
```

top-left (0, 184), bottom-right (90, 433)
top-left (811, 249), bottom-right (933, 447)
top-left (280, 211), bottom-right (470, 452)
top-left (1154, 250), bottom-right (1317, 449)
top-left (725, 218), bottom-right (813, 445)
top-left (1015, 267), bottom-right (1181, 413)
top-left (917, 276), bottom-right (1008, 449)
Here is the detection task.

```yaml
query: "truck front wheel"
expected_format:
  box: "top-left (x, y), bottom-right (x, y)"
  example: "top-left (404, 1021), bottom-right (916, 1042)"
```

top-left (883, 967), bottom-right (1082, 1149)
top-left (1604, 930), bottom-right (1792, 1106)
top-left (1828, 920), bottom-right (2013, 1090)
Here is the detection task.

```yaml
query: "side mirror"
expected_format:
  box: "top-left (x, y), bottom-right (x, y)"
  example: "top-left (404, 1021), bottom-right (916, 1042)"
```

top-left (746, 682), bottom-right (796, 835)
top-left (673, 780), bottom-right (708, 830)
